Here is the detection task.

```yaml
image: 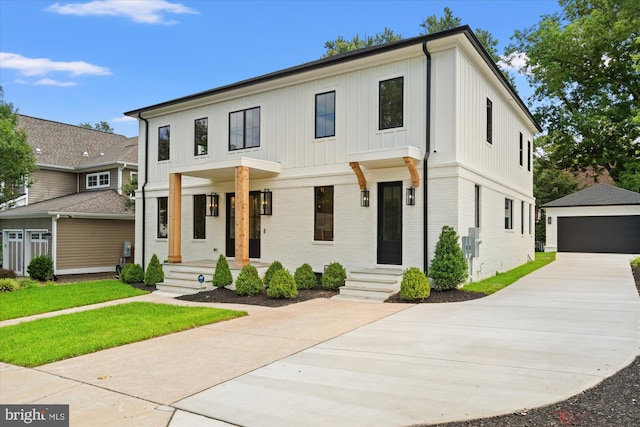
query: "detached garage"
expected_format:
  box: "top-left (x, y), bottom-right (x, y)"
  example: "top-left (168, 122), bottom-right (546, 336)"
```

top-left (543, 184), bottom-right (640, 254)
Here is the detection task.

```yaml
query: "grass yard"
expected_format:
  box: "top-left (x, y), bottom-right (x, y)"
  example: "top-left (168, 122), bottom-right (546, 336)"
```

top-left (0, 302), bottom-right (246, 367)
top-left (462, 252), bottom-right (556, 295)
top-left (0, 280), bottom-right (148, 321)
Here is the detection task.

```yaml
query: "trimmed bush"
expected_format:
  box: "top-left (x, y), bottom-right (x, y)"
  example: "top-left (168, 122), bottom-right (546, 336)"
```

top-left (212, 254), bottom-right (233, 288)
top-left (121, 263), bottom-right (144, 284)
top-left (27, 255), bottom-right (53, 281)
top-left (0, 278), bottom-right (19, 292)
top-left (235, 265), bottom-right (263, 296)
top-left (267, 269), bottom-right (298, 299)
top-left (400, 267), bottom-right (430, 301)
top-left (18, 278), bottom-right (39, 289)
top-left (144, 254), bottom-right (164, 285)
top-left (294, 263), bottom-right (316, 290)
top-left (321, 262), bottom-right (347, 290)
top-left (0, 268), bottom-right (17, 279)
top-left (429, 226), bottom-right (469, 291)
top-left (263, 260), bottom-right (283, 287)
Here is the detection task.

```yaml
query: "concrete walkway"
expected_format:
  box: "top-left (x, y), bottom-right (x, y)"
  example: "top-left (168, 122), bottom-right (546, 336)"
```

top-left (1, 253), bottom-right (638, 427)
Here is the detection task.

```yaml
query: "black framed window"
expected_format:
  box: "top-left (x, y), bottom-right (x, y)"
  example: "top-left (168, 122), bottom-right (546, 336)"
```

top-left (486, 98), bottom-right (493, 144)
top-left (157, 197), bottom-right (168, 239)
top-left (529, 203), bottom-right (532, 235)
top-left (379, 77), bottom-right (404, 130)
top-left (519, 133), bottom-right (523, 166)
top-left (521, 201), bottom-right (525, 234)
top-left (158, 126), bottom-right (170, 161)
top-left (314, 186), bottom-right (334, 241)
top-left (527, 140), bottom-right (532, 171)
top-left (194, 118), bottom-right (208, 156)
top-left (474, 185), bottom-right (481, 228)
top-left (505, 198), bottom-right (513, 230)
top-left (229, 107), bottom-right (260, 150)
top-left (315, 91), bottom-right (335, 138)
top-left (193, 194), bottom-right (206, 239)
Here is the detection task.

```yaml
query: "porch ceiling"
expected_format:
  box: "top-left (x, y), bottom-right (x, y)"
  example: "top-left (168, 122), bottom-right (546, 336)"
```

top-left (346, 146), bottom-right (422, 169)
top-left (170, 157), bottom-right (281, 181)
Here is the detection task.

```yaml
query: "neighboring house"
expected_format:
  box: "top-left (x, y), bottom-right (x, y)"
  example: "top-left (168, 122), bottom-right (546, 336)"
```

top-left (543, 184), bottom-right (640, 254)
top-left (0, 115), bottom-right (137, 276)
top-left (125, 26), bottom-right (540, 289)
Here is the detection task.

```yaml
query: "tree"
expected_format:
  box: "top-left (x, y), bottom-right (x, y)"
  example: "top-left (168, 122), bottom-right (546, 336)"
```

top-left (429, 226), bottom-right (468, 291)
top-left (0, 86), bottom-right (37, 205)
top-left (507, 0), bottom-right (640, 183)
top-left (79, 120), bottom-right (114, 133)
top-left (323, 27), bottom-right (402, 57)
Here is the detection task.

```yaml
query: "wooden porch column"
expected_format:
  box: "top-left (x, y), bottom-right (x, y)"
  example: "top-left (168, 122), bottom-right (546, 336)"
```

top-left (168, 173), bottom-right (182, 263)
top-left (234, 166), bottom-right (250, 268)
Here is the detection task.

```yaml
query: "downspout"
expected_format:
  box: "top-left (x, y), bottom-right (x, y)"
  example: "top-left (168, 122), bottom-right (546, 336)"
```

top-left (138, 113), bottom-right (149, 271)
top-left (422, 41), bottom-right (432, 274)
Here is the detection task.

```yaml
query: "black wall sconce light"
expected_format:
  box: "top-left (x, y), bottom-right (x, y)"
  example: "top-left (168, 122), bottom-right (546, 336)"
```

top-left (206, 193), bottom-right (219, 217)
top-left (406, 186), bottom-right (416, 206)
top-left (361, 189), bottom-right (370, 207)
top-left (261, 189), bottom-right (273, 215)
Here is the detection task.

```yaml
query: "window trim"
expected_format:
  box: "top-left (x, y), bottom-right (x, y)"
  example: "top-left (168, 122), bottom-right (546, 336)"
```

top-left (486, 98), bottom-right (493, 144)
top-left (194, 117), bottom-right (208, 156)
top-left (157, 196), bottom-right (168, 239)
top-left (504, 198), bottom-right (513, 230)
top-left (158, 125), bottom-right (170, 161)
top-left (315, 91), bottom-right (336, 139)
top-left (378, 76), bottom-right (404, 130)
top-left (314, 186), bottom-right (334, 241)
top-left (86, 171), bottom-right (110, 189)
top-left (229, 106), bottom-right (261, 151)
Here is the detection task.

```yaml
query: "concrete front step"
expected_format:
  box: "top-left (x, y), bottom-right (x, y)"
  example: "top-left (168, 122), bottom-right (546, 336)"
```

top-left (337, 268), bottom-right (403, 303)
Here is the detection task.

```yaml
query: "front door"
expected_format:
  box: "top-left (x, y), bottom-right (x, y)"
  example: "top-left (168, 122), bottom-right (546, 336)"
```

top-left (226, 192), bottom-right (261, 259)
top-left (377, 182), bottom-right (402, 265)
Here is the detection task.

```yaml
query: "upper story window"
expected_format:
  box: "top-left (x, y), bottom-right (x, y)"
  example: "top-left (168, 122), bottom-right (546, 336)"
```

top-left (315, 91), bottom-right (335, 138)
top-left (379, 77), bottom-right (403, 130)
top-left (86, 171), bottom-right (110, 189)
top-left (158, 125), bottom-right (170, 161)
top-left (504, 198), bottom-right (513, 230)
top-left (527, 140), bottom-right (532, 171)
top-left (229, 107), bottom-right (260, 151)
top-left (194, 118), bottom-right (208, 156)
top-left (519, 132), bottom-right (523, 166)
top-left (486, 98), bottom-right (493, 144)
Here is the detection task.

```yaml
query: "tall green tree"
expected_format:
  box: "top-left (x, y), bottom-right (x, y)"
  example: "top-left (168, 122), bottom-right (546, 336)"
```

top-left (507, 0), bottom-right (640, 183)
top-left (79, 120), bottom-right (115, 133)
top-left (323, 27), bottom-right (402, 57)
top-left (0, 86), bottom-right (36, 205)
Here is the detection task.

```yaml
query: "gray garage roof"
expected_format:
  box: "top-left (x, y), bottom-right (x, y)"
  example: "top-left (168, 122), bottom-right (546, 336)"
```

top-left (542, 184), bottom-right (640, 208)
top-left (0, 190), bottom-right (134, 218)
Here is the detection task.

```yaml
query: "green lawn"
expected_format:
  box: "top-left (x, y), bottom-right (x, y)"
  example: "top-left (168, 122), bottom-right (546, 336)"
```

top-left (0, 280), bottom-right (148, 321)
top-left (462, 252), bottom-right (556, 295)
top-left (0, 302), bottom-right (246, 367)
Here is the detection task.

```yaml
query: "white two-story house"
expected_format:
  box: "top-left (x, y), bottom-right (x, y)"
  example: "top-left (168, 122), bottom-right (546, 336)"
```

top-left (125, 26), bottom-right (540, 293)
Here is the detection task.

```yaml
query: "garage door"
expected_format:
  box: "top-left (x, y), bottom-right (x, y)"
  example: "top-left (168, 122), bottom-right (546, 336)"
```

top-left (558, 216), bottom-right (640, 253)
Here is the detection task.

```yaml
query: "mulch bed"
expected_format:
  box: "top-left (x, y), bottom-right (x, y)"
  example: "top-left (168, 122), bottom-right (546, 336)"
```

top-left (178, 286), bottom-right (338, 307)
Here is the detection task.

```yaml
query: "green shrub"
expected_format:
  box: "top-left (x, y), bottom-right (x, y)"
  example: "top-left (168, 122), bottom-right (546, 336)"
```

top-left (27, 255), bottom-right (53, 281)
top-left (212, 254), bottom-right (233, 288)
top-left (429, 226), bottom-right (469, 291)
top-left (18, 278), bottom-right (39, 289)
top-left (121, 263), bottom-right (144, 284)
top-left (144, 254), bottom-right (164, 285)
top-left (263, 260), bottom-right (283, 287)
top-left (321, 262), bottom-right (347, 290)
top-left (0, 278), bottom-right (19, 292)
top-left (0, 268), bottom-right (17, 279)
top-left (400, 267), bottom-right (430, 301)
top-left (294, 263), bottom-right (317, 290)
top-left (267, 269), bottom-right (298, 299)
top-left (631, 256), bottom-right (640, 269)
top-left (235, 265), bottom-right (263, 296)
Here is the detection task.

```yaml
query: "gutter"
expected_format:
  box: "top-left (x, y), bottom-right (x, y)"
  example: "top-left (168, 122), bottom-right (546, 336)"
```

top-left (138, 113), bottom-right (149, 271)
top-left (422, 41), bottom-right (432, 274)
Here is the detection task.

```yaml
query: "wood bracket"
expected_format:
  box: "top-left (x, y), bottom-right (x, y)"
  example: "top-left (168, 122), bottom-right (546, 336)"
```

top-left (349, 162), bottom-right (367, 190)
top-left (403, 157), bottom-right (420, 187)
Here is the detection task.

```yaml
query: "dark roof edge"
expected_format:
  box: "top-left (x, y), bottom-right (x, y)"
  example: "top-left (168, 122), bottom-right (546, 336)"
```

top-left (542, 202), bottom-right (640, 208)
top-left (124, 25), bottom-right (541, 132)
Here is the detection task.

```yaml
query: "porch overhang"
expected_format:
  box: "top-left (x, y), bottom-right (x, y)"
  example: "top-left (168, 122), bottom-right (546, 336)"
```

top-left (346, 146), bottom-right (422, 187)
top-left (170, 157), bottom-right (281, 181)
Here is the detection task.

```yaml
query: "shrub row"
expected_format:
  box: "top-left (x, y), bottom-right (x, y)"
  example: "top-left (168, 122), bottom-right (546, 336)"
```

top-left (0, 277), bottom-right (40, 292)
top-left (119, 254), bottom-right (164, 286)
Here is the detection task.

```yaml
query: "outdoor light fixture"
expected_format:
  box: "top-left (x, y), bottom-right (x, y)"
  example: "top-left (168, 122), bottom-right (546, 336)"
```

top-left (261, 189), bottom-right (272, 215)
top-left (206, 193), bottom-right (219, 217)
top-left (361, 189), bottom-right (370, 207)
top-left (406, 186), bottom-right (415, 206)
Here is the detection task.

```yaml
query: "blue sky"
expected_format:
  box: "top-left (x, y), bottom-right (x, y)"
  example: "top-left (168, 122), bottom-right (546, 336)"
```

top-left (0, 0), bottom-right (561, 137)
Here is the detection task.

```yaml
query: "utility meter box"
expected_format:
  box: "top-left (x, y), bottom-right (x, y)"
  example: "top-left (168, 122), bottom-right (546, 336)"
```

top-left (468, 227), bottom-right (481, 257)
top-left (123, 241), bottom-right (132, 258)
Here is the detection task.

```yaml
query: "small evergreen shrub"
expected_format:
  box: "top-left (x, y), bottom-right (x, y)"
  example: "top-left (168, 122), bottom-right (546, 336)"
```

top-left (18, 278), bottom-right (39, 289)
top-left (294, 263), bottom-right (316, 290)
top-left (267, 269), bottom-right (298, 299)
top-left (429, 226), bottom-right (469, 291)
top-left (121, 263), bottom-right (144, 284)
top-left (235, 265), bottom-right (263, 296)
top-left (0, 278), bottom-right (19, 292)
top-left (0, 268), bottom-right (17, 279)
top-left (321, 262), bottom-right (347, 290)
top-left (212, 254), bottom-right (233, 288)
top-left (263, 260), bottom-right (283, 287)
top-left (631, 256), bottom-right (640, 269)
top-left (144, 254), bottom-right (164, 285)
top-left (400, 267), bottom-right (430, 301)
top-left (27, 255), bottom-right (53, 281)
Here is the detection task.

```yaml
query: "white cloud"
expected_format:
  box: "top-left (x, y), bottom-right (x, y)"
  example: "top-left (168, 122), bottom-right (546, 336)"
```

top-left (0, 52), bottom-right (111, 77)
top-left (499, 51), bottom-right (532, 75)
top-left (111, 115), bottom-right (137, 123)
top-left (47, 0), bottom-right (198, 25)
top-left (34, 78), bottom-right (78, 87)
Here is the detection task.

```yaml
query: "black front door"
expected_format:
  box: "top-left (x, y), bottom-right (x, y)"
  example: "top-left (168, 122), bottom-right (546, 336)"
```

top-left (377, 182), bottom-right (402, 265)
top-left (226, 192), bottom-right (261, 258)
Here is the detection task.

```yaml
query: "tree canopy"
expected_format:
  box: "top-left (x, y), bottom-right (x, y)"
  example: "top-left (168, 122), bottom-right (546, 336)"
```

top-left (79, 120), bottom-right (115, 133)
top-left (323, 27), bottom-right (402, 57)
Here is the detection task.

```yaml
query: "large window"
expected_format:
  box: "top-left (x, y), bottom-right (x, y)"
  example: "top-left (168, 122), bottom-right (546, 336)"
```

top-left (158, 126), bottom-right (170, 161)
top-left (505, 198), bottom-right (513, 230)
top-left (379, 77), bottom-right (404, 130)
top-left (193, 194), bottom-right (206, 239)
top-left (486, 98), bottom-right (493, 144)
top-left (194, 118), bottom-right (208, 156)
top-left (314, 186), bottom-right (334, 241)
top-left (229, 107), bottom-right (260, 150)
top-left (315, 91), bottom-right (335, 138)
top-left (519, 132), bottom-right (523, 166)
top-left (157, 197), bottom-right (168, 239)
top-left (86, 171), bottom-right (110, 189)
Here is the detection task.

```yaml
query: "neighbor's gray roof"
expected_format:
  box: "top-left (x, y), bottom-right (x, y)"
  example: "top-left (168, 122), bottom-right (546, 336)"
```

top-left (0, 190), bottom-right (134, 218)
top-left (542, 184), bottom-right (640, 208)
top-left (18, 115), bottom-right (137, 169)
